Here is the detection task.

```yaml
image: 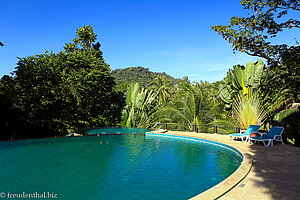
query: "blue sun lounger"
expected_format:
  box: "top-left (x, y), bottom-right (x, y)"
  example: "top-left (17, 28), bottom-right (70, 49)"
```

top-left (229, 125), bottom-right (260, 142)
top-left (249, 126), bottom-right (284, 147)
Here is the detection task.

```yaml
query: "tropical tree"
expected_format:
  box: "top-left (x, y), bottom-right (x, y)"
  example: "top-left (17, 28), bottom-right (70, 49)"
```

top-left (212, 0), bottom-right (299, 144)
top-left (259, 46), bottom-right (300, 144)
top-left (233, 90), bottom-right (268, 129)
top-left (199, 81), bottom-right (222, 119)
top-left (199, 81), bottom-right (238, 133)
top-left (9, 25), bottom-right (124, 136)
top-left (264, 46), bottom-right (300, 121)
top-left (0, 75), bottom-right (21, 140)
top-left (122, 83), bottom-right (160, 128)
top-left (219, 59), bottom-right (264, 109)
top-left (161, 82), bottom-right (213, 132)
top-left (149, 75), bottom-right (172, 104)
top-left (211, 0), bottom-right (299, 67)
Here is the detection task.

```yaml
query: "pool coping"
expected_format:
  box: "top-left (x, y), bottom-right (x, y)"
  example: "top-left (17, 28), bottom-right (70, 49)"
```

top-left (146, 131), bottom-right (253, 200)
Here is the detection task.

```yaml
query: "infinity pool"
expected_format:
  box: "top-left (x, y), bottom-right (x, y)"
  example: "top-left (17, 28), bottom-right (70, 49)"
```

top-left (0, 129), bottom-right (242, 199)
top-left (81, 127), bottom-right (151, 135)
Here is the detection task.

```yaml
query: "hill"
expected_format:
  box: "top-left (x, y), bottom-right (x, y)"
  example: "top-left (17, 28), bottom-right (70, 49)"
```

top-left (111, 66), bottom-right (180, 87)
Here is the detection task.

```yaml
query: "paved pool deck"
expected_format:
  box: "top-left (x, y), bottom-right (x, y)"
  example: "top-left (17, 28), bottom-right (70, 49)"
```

top-left (149, 131), bottom-right (300, 200)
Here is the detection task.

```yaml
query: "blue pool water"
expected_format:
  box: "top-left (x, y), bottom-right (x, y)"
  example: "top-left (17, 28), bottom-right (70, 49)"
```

top-left (0, 129), bottom-right (242, 200)
top-left (80, 127), bottom-right (151, 135)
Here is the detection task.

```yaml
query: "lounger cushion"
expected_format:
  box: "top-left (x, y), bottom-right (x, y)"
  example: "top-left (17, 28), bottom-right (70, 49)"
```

top-left (250, 132), bottom-right (259, 137)
top-left (250, 136), bottom-right (273, 140)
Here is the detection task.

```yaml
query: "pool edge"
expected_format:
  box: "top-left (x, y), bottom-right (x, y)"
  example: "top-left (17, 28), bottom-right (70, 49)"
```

top-left (145, 131), bottom-right (253, 200)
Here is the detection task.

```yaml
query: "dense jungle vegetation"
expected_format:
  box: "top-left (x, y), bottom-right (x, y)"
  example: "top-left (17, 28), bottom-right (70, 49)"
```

top-left (0, 0), bottom-right (299, 145)
top-left (111, 67), bottom-right (179, 90)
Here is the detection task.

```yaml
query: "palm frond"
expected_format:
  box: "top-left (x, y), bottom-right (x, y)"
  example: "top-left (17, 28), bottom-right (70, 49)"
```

top-left (233, 90), bottom-right (269, 129)
top-left (274, 105), bottom-right (299, 121)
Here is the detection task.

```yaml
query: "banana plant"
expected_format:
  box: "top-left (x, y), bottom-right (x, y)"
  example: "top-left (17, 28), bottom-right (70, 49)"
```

top-left (122, 83), bottom-right (160, 128)
top-left (232, 89), bottom-right (268, 129)
top-left (245, 59), bottom-right (264, 89)
top-left (219, 59), bottom-right (265, 109)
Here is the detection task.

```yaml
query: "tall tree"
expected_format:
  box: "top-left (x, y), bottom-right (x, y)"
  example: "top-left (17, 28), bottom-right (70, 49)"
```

top-left (211, 0), bottom-right (299, 66)
top-left (149, 75), bottom-right (172, 104)
top-left (212, 0), bottom-right (300, 143)
top-left (161, 82), bottom-right (213, 132)
top-left (10, 25), bottom-right (124, 136)
top-left (260, 46), bottom-right (300, 144)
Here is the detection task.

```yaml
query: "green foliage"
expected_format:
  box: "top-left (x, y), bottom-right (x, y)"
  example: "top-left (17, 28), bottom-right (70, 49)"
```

top-left (0, 76), bottom-right (20, 140)
top-left (233, 90), bottom-right (268, 129)
top-left (219, 60), bottom-right (265, 109)
top-left (258, 46), bottom-right (299, 121)
top-left (73, 25), bottom-right (97, 49)
top-left (211, 0), bottom-right (299, 66)
top-left (122, 83), bottom-right (160, 128)
top-left (161, 82), bottom-right (216, 132)
top-left (258, 46), bottom-right (300, 144)
top-left (274, 105), bottom-right (299, 121)
top-left (2, 25), bottom-right (125, 137)
top-left (212, 0), bottom-right (300, 144)
top-left (111, 66), bottom-right (180, 88)
top-left (149, 75), bottom-right (172, 104)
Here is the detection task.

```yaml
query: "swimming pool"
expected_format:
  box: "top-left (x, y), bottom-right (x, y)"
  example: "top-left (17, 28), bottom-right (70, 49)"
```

top-left (0, 129), bottom-right (242, 199)
top-left (80, 127), bottom-right (151, 135)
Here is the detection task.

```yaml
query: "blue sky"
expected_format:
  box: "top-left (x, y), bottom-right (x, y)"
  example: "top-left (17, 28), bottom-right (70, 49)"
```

top-left (0, 0), bottom-right (299, 82)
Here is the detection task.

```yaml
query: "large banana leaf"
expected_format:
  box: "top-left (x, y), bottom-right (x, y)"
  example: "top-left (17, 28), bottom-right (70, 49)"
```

top-left (122, 83), bottom-right (160, 128)
top-left (219, 85), bottom-right (234, 104)
top-left (219, 60), bottom-right (265, 109)
top-left (126, 82), bottom-right (140, 105)
top-left (232, 65), bottom-right (245, 92)
top-left (252, 59), bottom-right (264, 88)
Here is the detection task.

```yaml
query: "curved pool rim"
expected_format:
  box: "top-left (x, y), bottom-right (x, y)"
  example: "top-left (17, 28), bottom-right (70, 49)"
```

top-left (78, 127), bottom-right (152, 135)
top-left (145, 132), bottom-right (253, 200)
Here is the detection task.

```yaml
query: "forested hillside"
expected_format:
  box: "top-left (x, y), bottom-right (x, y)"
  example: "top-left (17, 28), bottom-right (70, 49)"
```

top-left (111, 66), bottom-right (180, 87)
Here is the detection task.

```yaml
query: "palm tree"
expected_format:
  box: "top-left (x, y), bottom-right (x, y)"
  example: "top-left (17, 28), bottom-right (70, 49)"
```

top-left (149, 75), bottom-right (172, 104)
top-left (160, 82), bottom-right (212, 131)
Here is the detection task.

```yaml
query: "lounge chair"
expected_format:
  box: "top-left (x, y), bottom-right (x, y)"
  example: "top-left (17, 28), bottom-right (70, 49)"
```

top-left (249, 126), bottom-right (284, 147)
top-left (229, 125), bottom-right (260, 142)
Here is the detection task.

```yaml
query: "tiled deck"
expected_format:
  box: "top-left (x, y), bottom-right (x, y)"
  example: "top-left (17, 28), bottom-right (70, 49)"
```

top-left (147, 131), bottom-right (300, 200)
